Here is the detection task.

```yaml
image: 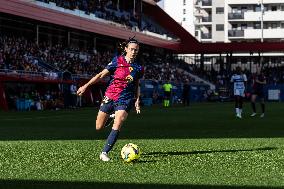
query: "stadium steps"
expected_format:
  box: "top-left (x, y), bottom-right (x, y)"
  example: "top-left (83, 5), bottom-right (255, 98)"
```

top-left (177, 68), bottom-right (216, 90)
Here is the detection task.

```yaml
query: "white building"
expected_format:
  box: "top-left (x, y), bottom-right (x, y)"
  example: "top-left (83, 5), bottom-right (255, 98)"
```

top-left (159, 0), bottom-right (284, 43)
top-left (158, 0), bottom-right (195, 36)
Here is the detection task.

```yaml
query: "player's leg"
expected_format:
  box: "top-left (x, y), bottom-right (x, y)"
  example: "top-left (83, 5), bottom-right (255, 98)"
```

top-left (260, 97), bottom-right (265, 118)
top-left (250, 94), bottom-right (257, 116)
top-left (234, 89), bottom-right (239, 117)
top-left (100, 99), bottom-right (132, 161)
top-left (96, 98), bottom-right (113, 130)
top-left (100, 110), bottom-right (128, 161)
top-left (163, 93), bottom-right (167, 107)
top-left (234, 89), bottom-right (241, 117)
top-left (239, 96), bottom-right (243, 118)
top-left (96, 111), bottom-right (110, 131)
top-left (238, 89), bottom-right (245, 118)
top-left (234, 95), bottom-right (239, 117)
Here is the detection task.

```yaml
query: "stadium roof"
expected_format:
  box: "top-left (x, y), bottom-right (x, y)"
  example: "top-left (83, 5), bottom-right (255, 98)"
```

top-left (1, 0), bottom-right (284, 54)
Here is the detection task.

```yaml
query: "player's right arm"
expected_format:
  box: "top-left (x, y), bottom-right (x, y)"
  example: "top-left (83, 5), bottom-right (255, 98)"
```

top-left (77, 69), bottom-right (110, 96)
top-left (230, 75), bottom-right (234, 83)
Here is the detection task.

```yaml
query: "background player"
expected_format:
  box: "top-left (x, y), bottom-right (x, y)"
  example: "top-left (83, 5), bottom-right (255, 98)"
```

top-left (230, 66), bottom-right (247, 118)
top-left (251, 69), bottom-right (267, 118)
top-left (77, 37), bottom-right (143, 161)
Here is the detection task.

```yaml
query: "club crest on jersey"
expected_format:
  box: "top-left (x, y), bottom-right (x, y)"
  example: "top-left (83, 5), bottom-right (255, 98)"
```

top-left (129, 67), bottom-right (133, 72)
top-left (126, 75), bottom-right (133, 83)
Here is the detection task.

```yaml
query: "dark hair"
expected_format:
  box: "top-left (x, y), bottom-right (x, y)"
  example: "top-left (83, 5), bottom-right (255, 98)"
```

top-left (117, 36), bottom-right (139, 55)
top-left (236, 66), bottom-right (242, 74)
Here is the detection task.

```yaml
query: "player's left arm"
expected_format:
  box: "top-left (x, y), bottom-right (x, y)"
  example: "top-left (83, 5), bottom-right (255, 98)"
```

top-left (244, 74), bottom-right (248, 91)
top-left (262, 76), bottom-right (267, 84)
top-left (256, 75), bottom-right (266, 84)
top-left (134, 79), bottom-right (141, 114)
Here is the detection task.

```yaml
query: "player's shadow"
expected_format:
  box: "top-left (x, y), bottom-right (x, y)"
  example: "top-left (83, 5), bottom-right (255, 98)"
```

top-left (0, 179), bottom-right (282, 189)
top-left (143, 147), bottom-right (277, 157)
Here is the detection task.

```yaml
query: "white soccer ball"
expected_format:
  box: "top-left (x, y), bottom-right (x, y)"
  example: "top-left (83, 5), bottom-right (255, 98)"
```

top-left (121, 143), bottom-right (141, 163)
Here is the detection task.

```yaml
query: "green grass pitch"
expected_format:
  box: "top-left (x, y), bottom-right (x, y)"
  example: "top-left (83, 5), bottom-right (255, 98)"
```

top-left (0, 102), bottom-right (283, 189)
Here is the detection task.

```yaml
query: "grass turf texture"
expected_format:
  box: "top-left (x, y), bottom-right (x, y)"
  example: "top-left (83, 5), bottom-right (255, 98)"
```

top-left (0, 102), bottom-right (283, 189)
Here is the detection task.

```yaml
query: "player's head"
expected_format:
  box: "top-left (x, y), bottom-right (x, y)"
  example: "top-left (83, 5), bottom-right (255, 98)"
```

top-left (256, 68), bottom-right (262, 75)
top-left (118, 37), bottom-right (139, 60)
top-left (236, 66), bottom-right (242, 74)
top-left (125, 37), bottom-right (139, 61)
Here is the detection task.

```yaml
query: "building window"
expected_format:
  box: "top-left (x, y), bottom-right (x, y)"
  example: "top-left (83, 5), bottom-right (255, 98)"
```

top-left (232, 24), bottom-right (238, 30)
top-left (281, 23), bottom-right (284, 28)
top-left (216, 24), bottom-right (224, 31)
top-left (254, 23), bottom-right (261, 29)
top-left (241, 6), bottom-right (247, 13)
top-left (232, 7), bottom-right (239, 13)
top-left (254, 5), bottom-right (261, 12)
top-left (183, 9), bottom-right (186, 14)
top-left (195, 31), bottom-right (199, 36)
top-left (271, 6), bottom-right (277, 11)
top-left (216, 7), bottom-right (224, 14)
top-left (271, 23), bottom-right (278, 28)
top-left (183, 17), bottom-right (186, 21)
top-left (241, 24), bottom-right (247, 30)
top-left (183, 0), bottom-right (186, 5)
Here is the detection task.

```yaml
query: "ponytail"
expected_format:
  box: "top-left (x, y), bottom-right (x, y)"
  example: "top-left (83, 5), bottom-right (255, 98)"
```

top-left (117, 36), bottom-right (139, 55)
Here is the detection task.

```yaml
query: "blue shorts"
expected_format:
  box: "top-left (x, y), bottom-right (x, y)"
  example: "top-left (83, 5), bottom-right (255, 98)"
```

top-left (99, 96), bottom-right (134, 114)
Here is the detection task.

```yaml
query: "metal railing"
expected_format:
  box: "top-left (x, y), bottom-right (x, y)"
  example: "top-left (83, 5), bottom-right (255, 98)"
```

top-left (201, 33), bottom-right (212, 39)
top-left (0, 69), bottom-right (62, 80)
top-left (228, 12), bottom-right (244, 20)
top-left (202, 16), bottom-right (212, 22)
top-left (202, 0), bottom-right (212, 6)
top-left (228, 30), bottom-right (244, 37)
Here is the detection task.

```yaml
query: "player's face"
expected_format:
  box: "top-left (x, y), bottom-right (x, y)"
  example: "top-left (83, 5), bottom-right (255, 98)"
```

top-left (125, 43), bottom-right (139, 60)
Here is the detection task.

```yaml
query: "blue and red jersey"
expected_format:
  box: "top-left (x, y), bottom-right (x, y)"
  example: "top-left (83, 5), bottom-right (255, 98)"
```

top-left (104, 55), bottom-right (144, 102)
top-left (252, 73), bottom-right (266, 91)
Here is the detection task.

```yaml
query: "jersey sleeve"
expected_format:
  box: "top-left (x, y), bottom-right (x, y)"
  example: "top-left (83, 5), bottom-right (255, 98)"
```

top-left (105, 57), bottom-right (117, 73)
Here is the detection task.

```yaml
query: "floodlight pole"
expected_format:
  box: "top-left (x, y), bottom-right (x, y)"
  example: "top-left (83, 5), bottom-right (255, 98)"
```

top-left (36, 25), bottom-right (39, 45)
top-left (261, 0), bottom-right (264, 42)
top-left (260, 0), bottom-right (264, 68)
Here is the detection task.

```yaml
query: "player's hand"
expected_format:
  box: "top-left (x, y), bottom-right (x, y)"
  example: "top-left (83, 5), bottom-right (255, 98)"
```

top-left (77, 85), bottom-right (87, 96)
top-left (135, 99), bottom-right (140, 114)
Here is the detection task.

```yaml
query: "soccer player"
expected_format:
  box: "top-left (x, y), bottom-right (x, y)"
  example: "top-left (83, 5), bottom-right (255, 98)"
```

top-left (77, 37), bottom-right (143, 161)
top-left (230, 66), bottom-right (247, 118)
top-left (250, 69), bottom-right (266, 118)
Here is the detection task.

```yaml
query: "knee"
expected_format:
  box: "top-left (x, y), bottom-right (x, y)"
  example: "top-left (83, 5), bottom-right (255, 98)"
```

top-left (96, 120), bottom-right (104, 131)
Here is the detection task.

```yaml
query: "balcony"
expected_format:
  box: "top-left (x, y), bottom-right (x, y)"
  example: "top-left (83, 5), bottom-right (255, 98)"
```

top-left (244, 11), bottom-right (284, 22)
top-left (245, 28), bottom-right (284, 39)
top-left (201, 32), bottom-right (212, 39)
top-left (227, 0), bottom-right (284, 5)
top-left (228, 30), bottom-right (244, 37)
top-left (202, 16), bottom-right (212, 22)
top-left (228, 12), bottom-right (244, 20)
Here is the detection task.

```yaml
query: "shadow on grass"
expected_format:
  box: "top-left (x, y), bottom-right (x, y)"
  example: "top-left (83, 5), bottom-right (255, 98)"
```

top-left (0, 180), bottom-right (282, 189)
top-left (0, 103), bottom-right (284, 140)
top-left (143, 147), bottom-right (277, 157)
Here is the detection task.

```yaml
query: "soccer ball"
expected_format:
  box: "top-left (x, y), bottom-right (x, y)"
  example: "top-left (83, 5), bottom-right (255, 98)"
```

top-left (121, 143), bottom-right (141, 163)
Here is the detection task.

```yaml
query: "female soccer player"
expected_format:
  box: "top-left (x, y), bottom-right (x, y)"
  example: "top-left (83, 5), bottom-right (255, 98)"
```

top-left (77, 38), bottom-right (143, 161)
top-left (250, 69), bottom-right (266, 118)
top-left (230, 66), bottom-right (247, 118)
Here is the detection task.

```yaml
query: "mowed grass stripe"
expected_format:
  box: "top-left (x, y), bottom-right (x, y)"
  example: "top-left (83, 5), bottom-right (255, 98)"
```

top-left (0, 103), bottom-right (283, 188)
